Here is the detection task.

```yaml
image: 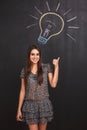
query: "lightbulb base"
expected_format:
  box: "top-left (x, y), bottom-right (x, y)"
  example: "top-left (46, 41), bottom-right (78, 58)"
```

top-left (38, 36), bottom-right (48, 44)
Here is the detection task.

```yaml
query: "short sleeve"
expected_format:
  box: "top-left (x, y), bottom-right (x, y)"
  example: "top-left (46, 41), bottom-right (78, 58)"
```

top-left (47, 63), bottom-right (53, 73)
top-left (20, 68), bottom-right (25, 78)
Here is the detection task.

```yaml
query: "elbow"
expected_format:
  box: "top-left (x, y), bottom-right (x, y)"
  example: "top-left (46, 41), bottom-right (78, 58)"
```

top-left (22, 90), bottom-right (25, 96)
top-left (52, 86), bottom-right (56, 88)
top-left (50, 78), bottom-right (59, 88)
top-left (20, 89), bottom-right (25, 97)
top-left (51, 82), bottom-right (58, 88)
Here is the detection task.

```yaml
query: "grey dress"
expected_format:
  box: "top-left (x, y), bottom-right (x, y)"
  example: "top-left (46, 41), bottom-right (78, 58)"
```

top-left (20, 63), bottom-right (53, 124)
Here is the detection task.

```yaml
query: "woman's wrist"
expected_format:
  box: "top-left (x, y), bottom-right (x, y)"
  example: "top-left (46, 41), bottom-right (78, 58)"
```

top-left (54, 65), bottom-right (59, 69)
top-left (17, 109), bottom-right (21, 113)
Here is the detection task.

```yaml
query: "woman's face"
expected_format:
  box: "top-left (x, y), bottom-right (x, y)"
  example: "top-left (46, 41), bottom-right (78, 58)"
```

top-left (30, 49), bottom-right (40, 64)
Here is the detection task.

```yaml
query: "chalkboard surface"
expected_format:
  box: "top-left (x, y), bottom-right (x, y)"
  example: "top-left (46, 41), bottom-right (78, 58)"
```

top-left (0, 0), bottom-right (87, 130)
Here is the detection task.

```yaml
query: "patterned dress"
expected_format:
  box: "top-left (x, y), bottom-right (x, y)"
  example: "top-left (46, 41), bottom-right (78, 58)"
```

top-left (20, 63), bottom-right (53, 124)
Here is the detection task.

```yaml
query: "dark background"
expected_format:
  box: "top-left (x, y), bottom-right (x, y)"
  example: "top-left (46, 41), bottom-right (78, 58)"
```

top-left (0, 0), bottom-right (87, 130)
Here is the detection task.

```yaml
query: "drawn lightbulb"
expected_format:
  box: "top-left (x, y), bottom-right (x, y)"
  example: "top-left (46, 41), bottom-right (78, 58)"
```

top-left (38, 12), bottom-right (64, 44)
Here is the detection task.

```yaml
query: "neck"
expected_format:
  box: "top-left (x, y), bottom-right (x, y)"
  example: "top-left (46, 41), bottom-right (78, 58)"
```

top-left (31, 63), bottom-right (38, 74)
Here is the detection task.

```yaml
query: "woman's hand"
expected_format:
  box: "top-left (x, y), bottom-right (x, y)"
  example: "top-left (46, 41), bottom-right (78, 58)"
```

top-left (16, 110), bottom-right (23, 121)
top-left (52, 57), bottom-right (60, 67)
top-left (48, 57), bottom-right (60, 88)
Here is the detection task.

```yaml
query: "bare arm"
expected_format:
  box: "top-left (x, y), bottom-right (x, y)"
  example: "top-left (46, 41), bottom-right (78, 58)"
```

top-left (48, 57), bottom-right (60, 88)
top-left (16, 78), bottom-right (25, 121)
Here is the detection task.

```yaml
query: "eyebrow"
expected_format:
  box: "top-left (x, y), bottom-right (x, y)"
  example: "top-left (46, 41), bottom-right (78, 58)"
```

top-left (31, 52), bottom-right (39, 54)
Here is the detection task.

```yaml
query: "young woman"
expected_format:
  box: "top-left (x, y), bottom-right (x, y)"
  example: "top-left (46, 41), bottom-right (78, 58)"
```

top-left (16, 45), bottom-right (60, 130)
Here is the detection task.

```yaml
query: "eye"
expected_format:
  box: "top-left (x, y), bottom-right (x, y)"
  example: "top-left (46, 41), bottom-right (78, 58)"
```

top-left (31, 53), bottom-right (34, 56)
top-left (36, 53), bottom-right (39, 56)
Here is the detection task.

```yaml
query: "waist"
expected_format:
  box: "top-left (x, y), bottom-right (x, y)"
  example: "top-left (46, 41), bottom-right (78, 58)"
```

top-left (24, 97), bottom-right (49, 102)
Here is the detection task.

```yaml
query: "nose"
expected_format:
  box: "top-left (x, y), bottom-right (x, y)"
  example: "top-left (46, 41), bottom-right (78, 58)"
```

top-left (34, 54), bottom-right (38, 58)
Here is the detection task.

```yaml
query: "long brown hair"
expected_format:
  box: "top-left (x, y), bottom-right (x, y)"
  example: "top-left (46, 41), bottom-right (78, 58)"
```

top-left (24, 45), bottom-right (43, 86)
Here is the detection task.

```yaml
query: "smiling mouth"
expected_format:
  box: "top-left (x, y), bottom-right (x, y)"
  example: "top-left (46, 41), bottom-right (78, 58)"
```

top-left (32, 59), bottom-right (39, 62)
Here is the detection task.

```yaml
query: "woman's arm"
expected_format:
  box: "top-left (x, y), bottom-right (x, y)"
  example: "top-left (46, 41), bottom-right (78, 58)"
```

top-left (48, 57), bottom-right (60, 88)
top-left (16, 78), bottom-right (25, 121)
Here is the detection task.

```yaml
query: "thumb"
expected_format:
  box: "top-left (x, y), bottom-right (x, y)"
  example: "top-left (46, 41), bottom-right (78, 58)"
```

top-left (57, 57), bottom-right (60, 60)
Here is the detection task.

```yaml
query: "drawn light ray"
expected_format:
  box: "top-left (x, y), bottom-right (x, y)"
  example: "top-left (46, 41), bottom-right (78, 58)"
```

top-left (26, 0), bottom-right (79, 43)
top-left (29, 15), bottom-right (38, 20)
top-left (56, 2), bottom-right (60, 12)
top-left (26, 23), bottom-right (37, 29)
top-left (66, 33), bottom-right (76, 42)
top-left (46, 1), bottom-right (50, 11)
top-left (67, 16), bottom-right (77, 22)
top-left (34, 6), bottom-right (42, 15)
top-left (68, 26), bottom-right (80, 29)
top-left (63, 9), bottom-right (72, 16)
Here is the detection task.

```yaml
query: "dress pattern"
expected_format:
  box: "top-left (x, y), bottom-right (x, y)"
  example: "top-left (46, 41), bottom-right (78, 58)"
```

top-left (20, 63), bottom-right (53, 124)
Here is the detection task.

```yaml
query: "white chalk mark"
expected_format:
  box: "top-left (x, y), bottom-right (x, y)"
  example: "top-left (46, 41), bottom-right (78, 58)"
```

top-left (26, 23), bottom-right (37, 29)
top-left (66, 33), bottom-right (76, 42)
top-left (45, 20), bottom-right (56, 27)
top-left (68, 26), bottom-right (80, 29)
top-left (56, 2), bottom-right (60, 12)
top-left (29, 15), bottom-right (38, 20)
top-left (63, 9), bottom-right (72, 16)
top-left (46, 1), bottom-right (50, 11)
top-left (34, 6), bottom-right (42, 15)
top-left (67, 16), bottom-right (77, 22)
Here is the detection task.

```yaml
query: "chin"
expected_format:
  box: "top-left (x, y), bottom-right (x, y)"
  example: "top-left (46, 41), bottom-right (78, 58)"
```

top-left (32, 61), bottom-right (39, 64)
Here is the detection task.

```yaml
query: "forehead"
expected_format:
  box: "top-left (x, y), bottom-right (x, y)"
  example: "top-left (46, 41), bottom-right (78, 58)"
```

top-left (30, 49), bottom-right (39, 53)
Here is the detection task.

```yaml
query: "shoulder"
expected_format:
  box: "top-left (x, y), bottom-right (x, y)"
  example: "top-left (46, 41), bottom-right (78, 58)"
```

top-left (42, 63), bottom-right (53, 72)
top-left (20, 67), bottom-right (25, 78)
top-left (42, 63), bottom-right (50, 68)
top-left (21, 67), bottom-right (25, 73)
